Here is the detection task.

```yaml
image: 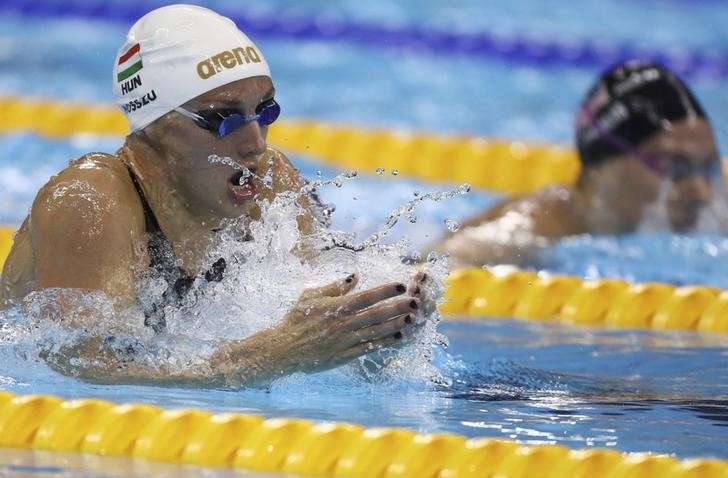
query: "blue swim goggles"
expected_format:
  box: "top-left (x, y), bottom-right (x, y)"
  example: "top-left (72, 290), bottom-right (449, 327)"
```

top-left (174, 98), bottom-right (281, 138)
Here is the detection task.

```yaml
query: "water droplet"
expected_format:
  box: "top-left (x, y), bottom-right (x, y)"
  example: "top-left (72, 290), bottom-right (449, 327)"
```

top-left (239, 168), bottom-right (252, 185)
top-left (458, 183), bottom-right (471, 194)
top-left (426, 251), bottom-right (439, 263)
top-left (376, 167), bottom-right (385, 175)
top-left (413, 190), bottom-right (421, 197)
top-left (391, 169), bottom-right (399, 176)
top-left (315, 170), bottom-right (322, 177)
top-left (445, 219), bottom-right (460, 232)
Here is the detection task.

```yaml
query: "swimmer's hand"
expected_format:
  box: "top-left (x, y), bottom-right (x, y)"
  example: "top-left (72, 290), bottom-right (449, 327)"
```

top-left (211, 273), bottom-right (421, 385)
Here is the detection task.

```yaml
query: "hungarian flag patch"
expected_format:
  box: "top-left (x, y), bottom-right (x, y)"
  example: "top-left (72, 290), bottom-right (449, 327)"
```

top-left (117, 43), bottom-right (142, 82)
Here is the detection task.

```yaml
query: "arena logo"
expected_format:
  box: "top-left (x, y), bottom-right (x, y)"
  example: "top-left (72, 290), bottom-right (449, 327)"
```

top-left (196, 46), bottom-right (262, 79)
top-left (122, 90), bottom-right (158, 113)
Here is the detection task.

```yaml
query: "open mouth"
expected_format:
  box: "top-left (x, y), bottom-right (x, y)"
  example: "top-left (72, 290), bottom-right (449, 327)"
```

top-left (227, 169), bottom-right (257, 204)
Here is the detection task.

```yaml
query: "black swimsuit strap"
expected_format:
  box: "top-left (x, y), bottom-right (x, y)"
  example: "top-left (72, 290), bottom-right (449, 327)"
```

top-left (124, 166), bottom-right (226, 333)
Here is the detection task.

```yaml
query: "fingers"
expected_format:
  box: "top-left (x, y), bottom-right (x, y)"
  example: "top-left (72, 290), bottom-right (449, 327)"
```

top-left (408, 271), bottom-right (438, 316)
top-left (339, 282), bottom-right (408, 314)
top-left (345, 297), bottom-right (419, 330)
top-left (408, 271), bottom-right (428, 296)
top-left (299, 273), bottom-right (359, 301)
top-left (346, 313), bottom-right (415, 346)
top-left (338, 334), bottom-right (402, 362)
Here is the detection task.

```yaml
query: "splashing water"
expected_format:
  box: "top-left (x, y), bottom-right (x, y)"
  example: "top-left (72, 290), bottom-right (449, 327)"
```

top-left (326, 183), bottom-right (472, 252)
top-left (0, 169), bottom-right (466, 388)
top-left (445, 218), bottom-right (461, 232)
top-left (637, 180), bottom-right (672, 233)
top-left (696, 175), bottom-right (728, 233)
top-left (207, 154), bottom-right (244, 171)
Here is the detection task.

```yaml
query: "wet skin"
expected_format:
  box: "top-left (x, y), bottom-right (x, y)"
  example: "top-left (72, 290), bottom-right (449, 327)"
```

top-left (0, 77), bottom-right (431, 387)
top-left (431, 118), bottom-right (721, 268)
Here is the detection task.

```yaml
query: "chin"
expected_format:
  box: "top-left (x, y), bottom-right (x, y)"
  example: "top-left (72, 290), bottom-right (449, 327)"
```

top-left (670, 215), bottom-right (698, 232)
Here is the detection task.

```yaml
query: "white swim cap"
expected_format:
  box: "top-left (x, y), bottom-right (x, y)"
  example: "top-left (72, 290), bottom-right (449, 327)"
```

top-left (113, 4), bottom-right (271, 132)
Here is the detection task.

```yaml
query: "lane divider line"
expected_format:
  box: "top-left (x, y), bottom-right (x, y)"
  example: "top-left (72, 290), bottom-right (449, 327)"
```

top-left (0, 96), bottom-right (581, 194)
top-left (442, 267), bottom-right (728, 333)
top-left (266, 118), bottom-right (582, 194)
top-left (0, 390), bottom-right (726, 476)
top-left (6, 96), bottom-right (728, 195)
top-left (0, 97), bottom-right (728, 194)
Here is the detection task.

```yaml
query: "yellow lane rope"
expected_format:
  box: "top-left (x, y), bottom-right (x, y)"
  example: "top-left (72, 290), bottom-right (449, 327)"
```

top-left (442, 267), bottom-right (728, 333)
top-left (0, 226), bottom-right (12, 272)
top-left (0, 96), bottom-right (576, 194)
top-left (1, 226), bottom-right (727, 333)
top-left (3, 96), bottom-right (728, 195)
top-left (0, 390), bottom-right (725, 476)
top-left (3, 96), bottom-right (728, 194)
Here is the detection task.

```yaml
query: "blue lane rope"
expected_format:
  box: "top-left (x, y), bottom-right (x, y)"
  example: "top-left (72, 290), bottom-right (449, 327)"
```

top-left (1, 0), bottom-right (727, 79)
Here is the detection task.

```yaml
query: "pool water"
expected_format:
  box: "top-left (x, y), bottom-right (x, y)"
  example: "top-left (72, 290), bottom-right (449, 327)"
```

top-left (1, 0), bottom-right (728, 465)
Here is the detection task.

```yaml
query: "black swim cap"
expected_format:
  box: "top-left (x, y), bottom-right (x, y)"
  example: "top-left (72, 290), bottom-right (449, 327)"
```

top-left (576, 60), bottom-right (707, 167)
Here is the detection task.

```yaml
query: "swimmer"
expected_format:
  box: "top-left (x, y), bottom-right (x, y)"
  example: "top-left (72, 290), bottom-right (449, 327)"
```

top-left (430, 60), bottom-right (722, 267)
top-left (0, 5), bottom-right (429, 386)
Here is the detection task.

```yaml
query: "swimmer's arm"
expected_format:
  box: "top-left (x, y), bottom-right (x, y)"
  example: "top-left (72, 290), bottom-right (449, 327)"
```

top-left (46, 275), bottom-right (421, 388)
top-left (424, 196), bottom-right (563, 267)
top-left (42, 332), bottom-right (286, 388)
top-left (44, 320), bottom-right (346, 387)
top-left (29, 161), bottom-right (147, 306)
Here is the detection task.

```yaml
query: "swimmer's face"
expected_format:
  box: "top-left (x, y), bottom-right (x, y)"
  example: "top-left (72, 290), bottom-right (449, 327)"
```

top-left (144, 76), bottom-right (274, 220)
top-left (587, 118), bottom-right (719, 232)
top-left (636, 118), bottom-right (718, 231)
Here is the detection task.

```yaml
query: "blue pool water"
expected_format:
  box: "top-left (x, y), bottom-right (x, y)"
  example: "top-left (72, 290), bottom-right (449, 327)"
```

top-left (1, 0), bottom-right (728, 464)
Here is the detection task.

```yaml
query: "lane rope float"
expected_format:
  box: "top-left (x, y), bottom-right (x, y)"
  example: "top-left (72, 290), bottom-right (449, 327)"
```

top-left (1, 226), bottom-right (726, 334)
top-left (1, 0), bottom-right (727, 79)
top-left (0, 390), bottom-right (726, 477)
top-left (0, 96), bottom-right (579, 195)
top-left (3, 96), bottom-right (728, 195)
top-left (0, 226), bottom-right (13, 272)
top-left (442, 267), bottom-right (728, 333)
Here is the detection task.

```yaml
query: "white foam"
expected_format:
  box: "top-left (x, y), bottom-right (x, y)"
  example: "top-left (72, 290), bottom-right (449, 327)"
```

top-left (1, 170), bottom-right (464, 388)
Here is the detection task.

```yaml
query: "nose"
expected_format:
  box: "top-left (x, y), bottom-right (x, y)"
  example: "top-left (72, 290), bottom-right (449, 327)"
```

top-left (230, 121), bottom-right (267, 163)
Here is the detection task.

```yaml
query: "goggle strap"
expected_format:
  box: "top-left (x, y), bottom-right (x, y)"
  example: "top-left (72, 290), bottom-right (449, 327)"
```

top-left (173, 107), bottom-right (208, 125)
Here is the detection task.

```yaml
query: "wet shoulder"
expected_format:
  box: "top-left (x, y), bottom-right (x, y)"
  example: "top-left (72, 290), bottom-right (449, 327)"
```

top-left (517, 186), bottom-right (585, 237)
top-left (31, 152), bottom-right (146, 239)
top-left (37, 153), bottom-right (141, 209)
top-left (458, 186), bottom-right (581, 236)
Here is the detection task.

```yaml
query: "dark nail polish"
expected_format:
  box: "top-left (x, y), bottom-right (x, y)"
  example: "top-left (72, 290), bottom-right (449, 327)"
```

top-left (345, 274), bottom-right (355, 283)
top-left (404, 314), bottom-right (413, 324)
top-left (409, 299), bottom-right (418, 309)
top-left (396, 284), bottom-right (406, 293)
top-left (394, 332), bottom-right (403, 340)
top-left (414, 286), bottom-right (421, 295)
